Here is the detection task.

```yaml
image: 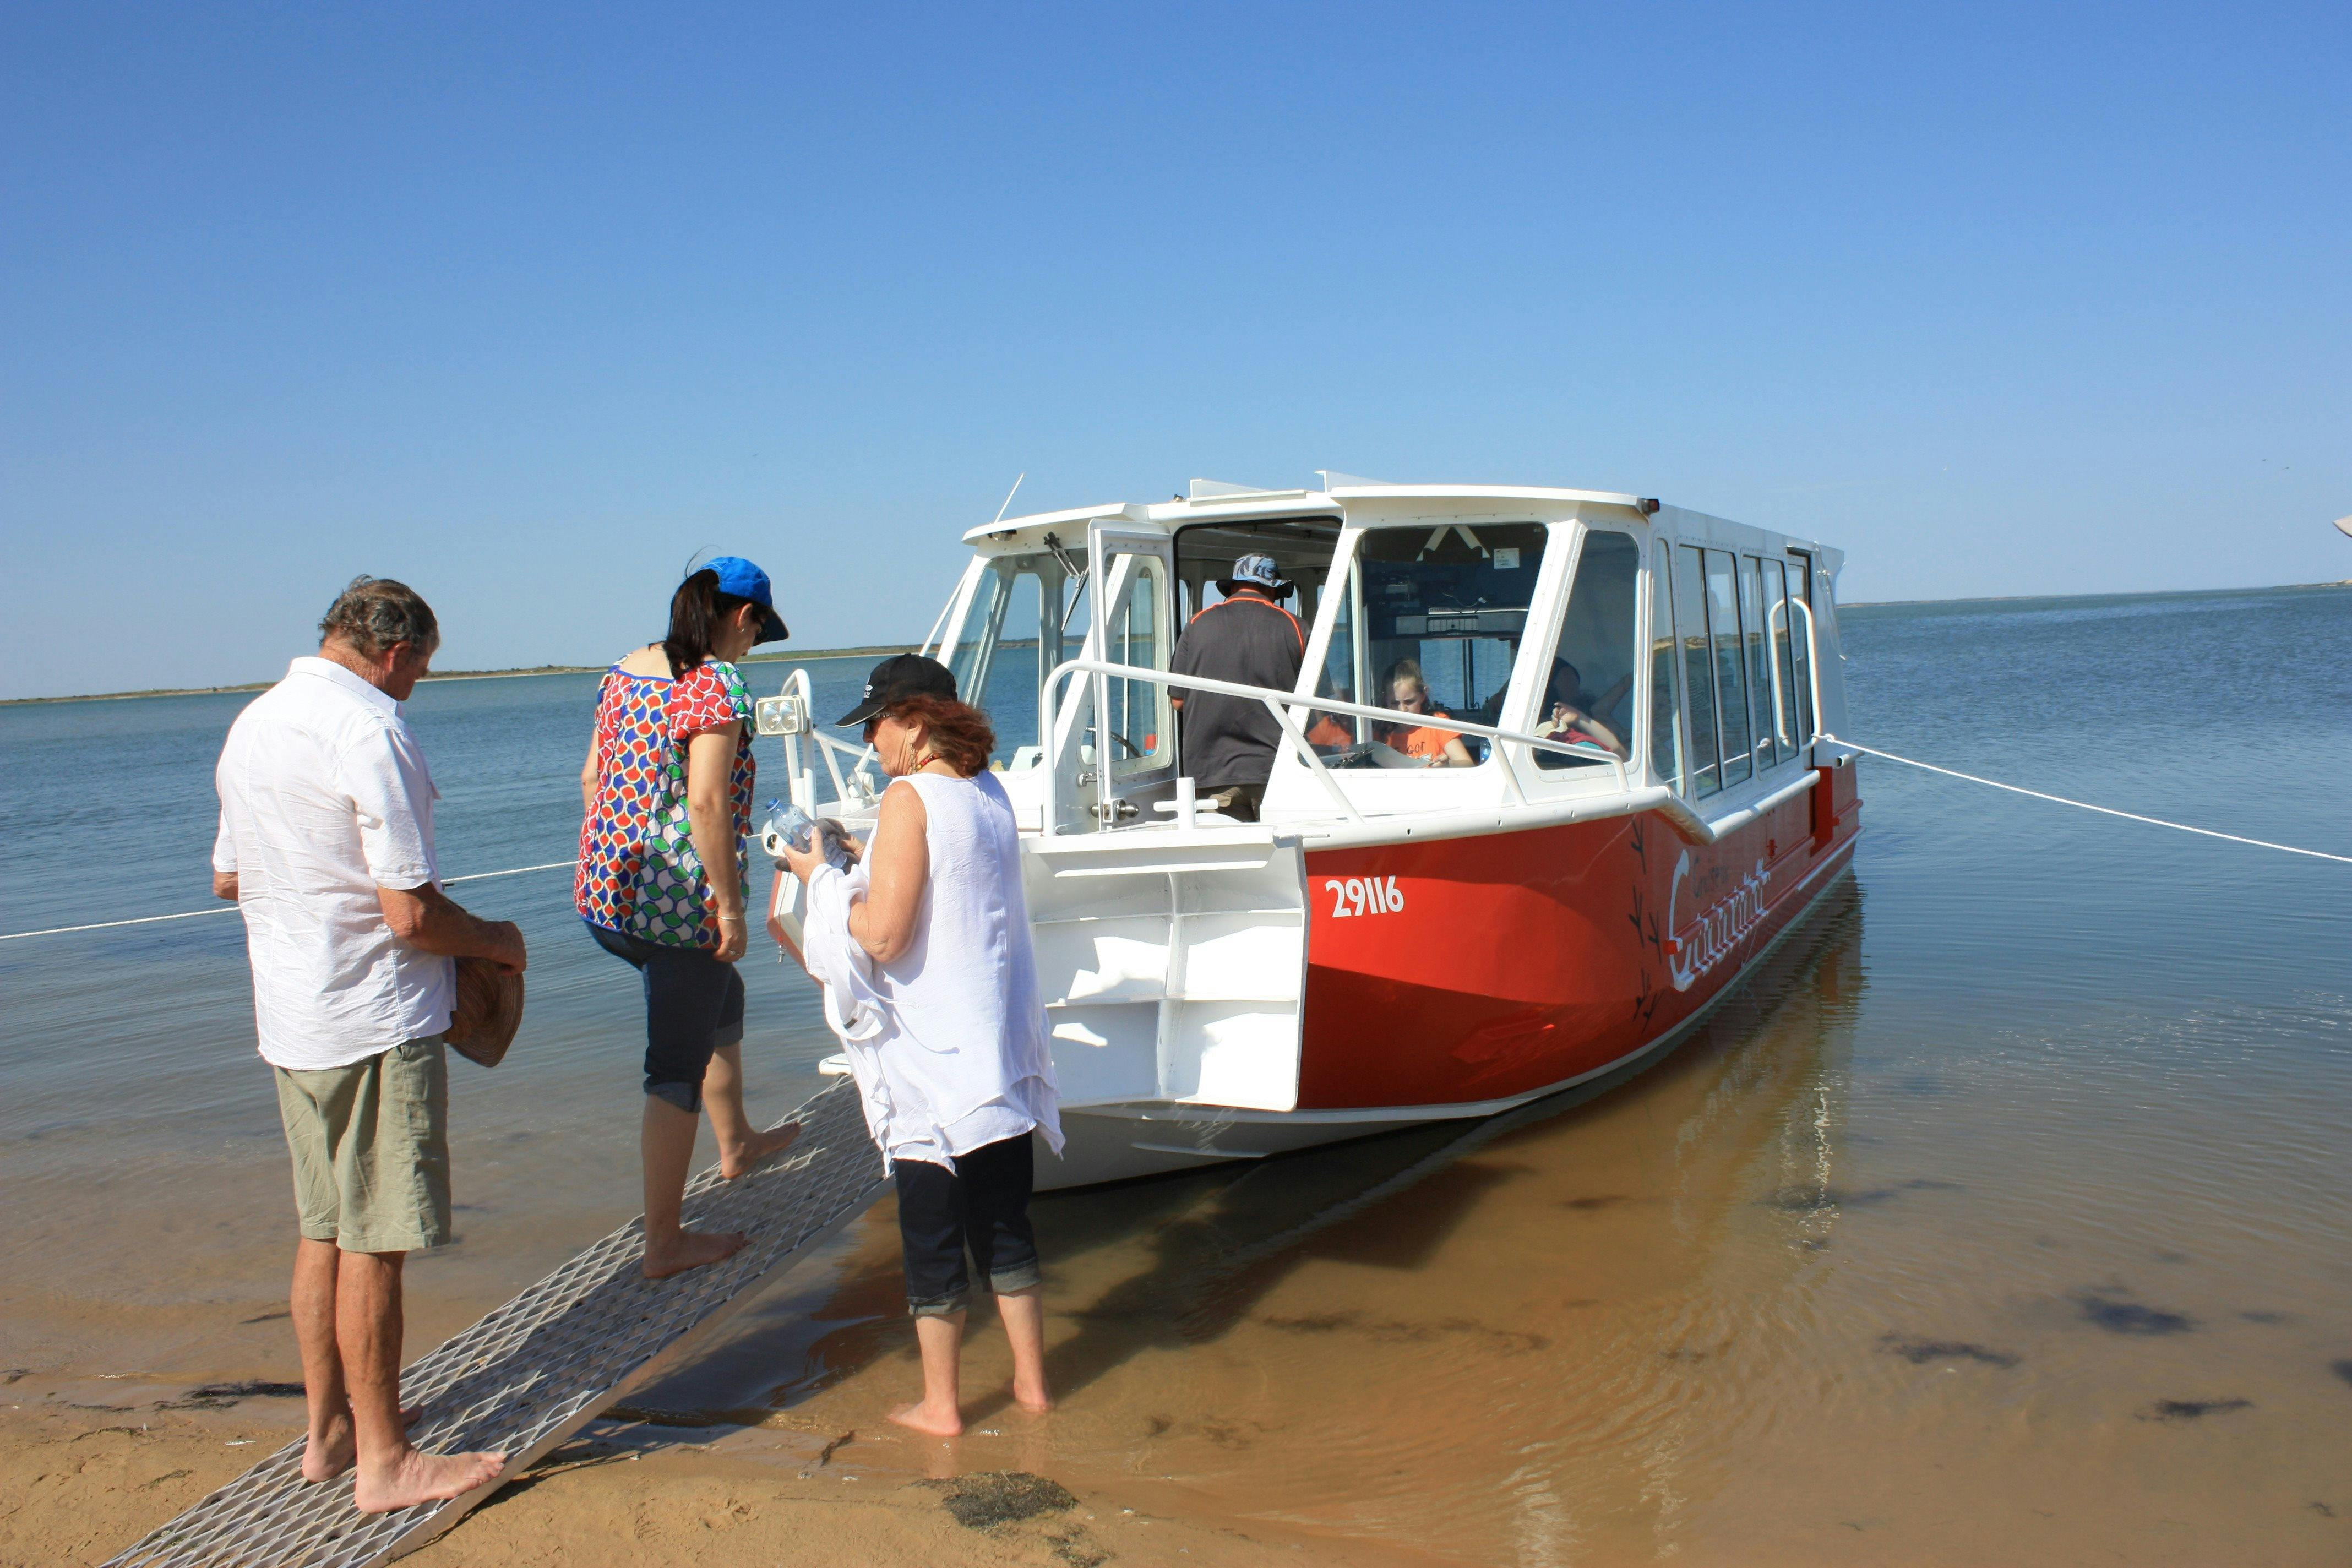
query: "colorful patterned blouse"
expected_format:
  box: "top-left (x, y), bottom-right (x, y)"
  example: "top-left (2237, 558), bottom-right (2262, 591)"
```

top-left (575, 658), bottom-right (756, 948)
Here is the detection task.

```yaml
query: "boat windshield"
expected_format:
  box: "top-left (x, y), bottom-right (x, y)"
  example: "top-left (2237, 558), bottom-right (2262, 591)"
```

top-left (943, 551), bottom-right (1079, 769)
top-left (1310, 522), bottom-right (1549, 766)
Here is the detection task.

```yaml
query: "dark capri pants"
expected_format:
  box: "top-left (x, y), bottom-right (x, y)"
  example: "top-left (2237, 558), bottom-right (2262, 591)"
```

top-left (894, 1133), bottom-right (1043, 1317)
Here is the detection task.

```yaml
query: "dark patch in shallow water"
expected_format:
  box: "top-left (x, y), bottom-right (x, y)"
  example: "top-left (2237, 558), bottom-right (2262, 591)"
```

top-left (241, 1310), bottom-right (290, 1324)
top-left (2078, 1293), bottom-right (2196, 1336)
top-left (1760, 1185), bottom-right (1901, 1213)
top-left (929, 1471), bottom-right (1077, 1529)
top-left (157, 1379), bottom-right (306, 1409)
top-left (2140, 1398), bottom-right (2252, 1422)
top-left (2331, 1359), bottom-right (2352, 1388)
top-left (2238, 1311), bottom-right (2295, 1325)
top-left (1260, 1310), bottom-right (1547, 1353)
top-left (1561, 1195), bottom-right (1631, 1211)
top-left (1880, 1336), bottom-right (2020, 1369)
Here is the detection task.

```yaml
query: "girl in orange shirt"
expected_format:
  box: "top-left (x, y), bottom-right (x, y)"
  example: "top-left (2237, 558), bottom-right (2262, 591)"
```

top-left (1376, 658), bottom-right (1477, 767)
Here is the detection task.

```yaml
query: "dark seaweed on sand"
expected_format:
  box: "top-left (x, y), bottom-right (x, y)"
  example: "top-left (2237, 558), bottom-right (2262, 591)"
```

top-left (157, 1380), bottom-right (306, 1409)
top-left (932, 1472), bottom-right (1077, 1529)
top-left (2140, 1398), bottom-right (2252, 1422)
top-left (1880, 1336), bottom-right (2021, 1369)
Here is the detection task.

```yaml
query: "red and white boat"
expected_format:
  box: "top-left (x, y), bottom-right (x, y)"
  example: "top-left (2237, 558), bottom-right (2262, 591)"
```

top-left (763, 473), bottom-right (1861, 1189)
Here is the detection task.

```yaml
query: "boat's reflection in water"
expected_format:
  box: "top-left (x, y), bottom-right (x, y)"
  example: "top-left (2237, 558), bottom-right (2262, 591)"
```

top-left (657, 878), bottom-right (1870, 1557)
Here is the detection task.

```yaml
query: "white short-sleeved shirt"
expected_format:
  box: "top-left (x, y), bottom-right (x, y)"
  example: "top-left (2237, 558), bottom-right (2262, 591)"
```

top-left (213, 657), bottom-right (455, 1071)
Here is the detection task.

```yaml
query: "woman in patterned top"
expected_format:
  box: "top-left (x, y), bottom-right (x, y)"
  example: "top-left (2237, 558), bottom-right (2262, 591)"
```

top-left (576, 557), bottom-right (803, 1280)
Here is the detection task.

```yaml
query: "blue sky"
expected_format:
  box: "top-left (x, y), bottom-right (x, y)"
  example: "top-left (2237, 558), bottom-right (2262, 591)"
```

top-left (4, 3), bottom-right (2346, 699)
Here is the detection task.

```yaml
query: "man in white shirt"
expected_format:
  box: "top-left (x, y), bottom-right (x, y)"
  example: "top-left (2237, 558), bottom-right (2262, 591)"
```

top-left (212, 576), bottom-right (525, 1513)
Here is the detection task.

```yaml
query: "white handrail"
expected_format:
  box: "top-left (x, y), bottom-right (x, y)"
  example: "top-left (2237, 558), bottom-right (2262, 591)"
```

top-left (1787, 596), bottom-right (1827, 749)
top-left (1037, 657), bottom-right (1631, 835)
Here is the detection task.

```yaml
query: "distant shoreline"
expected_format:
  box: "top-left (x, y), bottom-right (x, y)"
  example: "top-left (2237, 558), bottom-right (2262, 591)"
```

top-left (0, 643), bottom-right (922, 708)
top-left (7, 579), bottom-right (2345, 707)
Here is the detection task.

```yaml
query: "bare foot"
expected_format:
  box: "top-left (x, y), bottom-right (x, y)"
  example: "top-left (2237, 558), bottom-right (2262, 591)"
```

top-left (1012, 1380), bottom-right (1053, 1415)
top-left (641, 1228), bottom-right (746, 1280)
top-left (353, 1446), bottom-right (505, 1513)
top-left (302, 1404), bottom-right (427, 1482)
top-left (888, 1399), bottom-right (963, 1438)
top-left (719, 1121), bottom-right (801, 1180)
top-left (302, 1412), bottom-right (356, 1482)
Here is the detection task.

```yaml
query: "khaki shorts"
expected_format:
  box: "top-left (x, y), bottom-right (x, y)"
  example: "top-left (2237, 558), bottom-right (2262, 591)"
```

top-left (274, 1037), bottom-right (452, 1254)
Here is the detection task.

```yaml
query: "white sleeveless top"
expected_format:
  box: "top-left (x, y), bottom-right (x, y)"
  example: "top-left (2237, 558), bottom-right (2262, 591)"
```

top-left (845, 770), bottom-right (1062, 1169)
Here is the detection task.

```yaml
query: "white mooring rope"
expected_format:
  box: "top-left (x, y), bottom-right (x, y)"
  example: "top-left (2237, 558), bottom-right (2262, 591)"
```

top-left (6, 738), bottom-right (2346, 946)
top-left (0, 860), bottom-right (580, 943)
top-left (1822, 737), bottom-right (2352, 866)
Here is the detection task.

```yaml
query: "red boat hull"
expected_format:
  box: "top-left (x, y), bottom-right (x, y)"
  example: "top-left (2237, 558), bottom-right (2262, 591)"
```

top-left (1297, 765), bottom-right (1863, 1109)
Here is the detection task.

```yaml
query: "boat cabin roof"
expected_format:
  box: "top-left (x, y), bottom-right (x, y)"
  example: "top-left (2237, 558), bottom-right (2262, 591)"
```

top-left (963, 474), bottom-right (1837, 566)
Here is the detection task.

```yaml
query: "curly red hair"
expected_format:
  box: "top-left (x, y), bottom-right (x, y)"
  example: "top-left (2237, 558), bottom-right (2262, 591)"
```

top-left (885, 693), bottom-right (996, 777)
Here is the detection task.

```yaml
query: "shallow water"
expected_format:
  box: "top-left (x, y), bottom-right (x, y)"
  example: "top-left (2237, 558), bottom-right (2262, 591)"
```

top-left (3, 589), bottom-right (2349, 1564)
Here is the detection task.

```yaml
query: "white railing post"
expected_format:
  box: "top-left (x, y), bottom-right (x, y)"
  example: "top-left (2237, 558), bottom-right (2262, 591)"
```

top-left (1260, 696), bottom-right (1365, 822)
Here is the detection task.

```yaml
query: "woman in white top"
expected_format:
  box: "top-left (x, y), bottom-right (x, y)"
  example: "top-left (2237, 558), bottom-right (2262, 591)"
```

top-left (778, 654), bottom-right (1061, 1438)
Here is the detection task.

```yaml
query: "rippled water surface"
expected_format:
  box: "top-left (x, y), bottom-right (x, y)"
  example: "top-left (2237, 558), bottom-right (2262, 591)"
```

top-left (3, 588), bottom-right (2349, 1565)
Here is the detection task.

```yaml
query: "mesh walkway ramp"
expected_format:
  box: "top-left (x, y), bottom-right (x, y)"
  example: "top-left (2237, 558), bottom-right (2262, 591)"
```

top-left (105, 1077), bottom-right (887, 1568)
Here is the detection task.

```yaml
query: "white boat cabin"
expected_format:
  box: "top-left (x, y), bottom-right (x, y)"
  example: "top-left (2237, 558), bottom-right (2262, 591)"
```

top-left (848, 472), bottom-right (1853, 845)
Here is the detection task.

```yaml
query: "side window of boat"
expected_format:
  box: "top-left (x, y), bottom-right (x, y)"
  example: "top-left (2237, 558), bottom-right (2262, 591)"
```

top-left (1107, 558), bottom-right (1173, 777)
top-left (1705, 551), bottom-right (1754, 788)
top-left (950, 562), bottom-right (1045, 768)
top-left (1649, 543), bottom-right (1686, 794)
top-left (1673, 544), bottom-right (1722, 798)
top-left (1737, 554), bottom-right (1780, 771)
top-left (1532, 530), bottom-right (1639, 771)
top-left (1783, 553), bottom-right (1816, 747)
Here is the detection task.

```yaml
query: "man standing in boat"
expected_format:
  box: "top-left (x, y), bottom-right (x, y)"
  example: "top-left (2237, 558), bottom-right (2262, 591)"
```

top-left (210, 576), bottom-right (521, 1512)
top-left (1168, 553), bottom-right (1306, 821)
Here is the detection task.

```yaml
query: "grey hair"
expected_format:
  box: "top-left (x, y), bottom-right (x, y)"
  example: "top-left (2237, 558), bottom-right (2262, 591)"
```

top-left (318, 576), bottom-right (439, 657)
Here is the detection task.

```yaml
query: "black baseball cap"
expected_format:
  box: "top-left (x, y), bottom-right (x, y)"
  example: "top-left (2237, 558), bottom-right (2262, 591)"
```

top-left (836, 653), bottom-right (959, 727)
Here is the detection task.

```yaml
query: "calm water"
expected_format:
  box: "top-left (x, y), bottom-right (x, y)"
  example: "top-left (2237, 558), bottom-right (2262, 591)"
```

top-left (3, 588), bottom-right (2349, 1564)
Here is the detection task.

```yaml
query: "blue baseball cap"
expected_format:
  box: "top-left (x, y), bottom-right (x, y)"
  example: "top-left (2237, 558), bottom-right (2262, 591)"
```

top-left (704, 555), bottom-right (789, 644)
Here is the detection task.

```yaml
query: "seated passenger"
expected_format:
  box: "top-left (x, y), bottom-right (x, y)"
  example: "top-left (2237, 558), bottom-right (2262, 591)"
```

top-left (1304, 711), bottom-right (1353, 749)
top-left (1537, 659), bottom-right (1629, 760)
top-left (1375, 657), bottom-right (1476, 767)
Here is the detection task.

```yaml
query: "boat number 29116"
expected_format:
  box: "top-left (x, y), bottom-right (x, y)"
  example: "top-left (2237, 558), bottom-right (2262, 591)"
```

top-left (1326, 876), bottom-right (1404, 918)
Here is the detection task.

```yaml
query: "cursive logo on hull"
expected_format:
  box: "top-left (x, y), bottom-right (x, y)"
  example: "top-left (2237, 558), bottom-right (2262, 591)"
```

top-left (1665, 850), bottom-right (1772, 993)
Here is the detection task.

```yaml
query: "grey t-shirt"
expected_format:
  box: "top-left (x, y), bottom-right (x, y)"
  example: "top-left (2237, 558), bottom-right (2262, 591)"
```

top-left (1169, 592), bottom-right (1306, 788)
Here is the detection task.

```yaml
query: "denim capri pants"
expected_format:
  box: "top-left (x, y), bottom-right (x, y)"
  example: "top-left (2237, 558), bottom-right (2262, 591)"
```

top-left (585, 921), bottom-right (744, 1113)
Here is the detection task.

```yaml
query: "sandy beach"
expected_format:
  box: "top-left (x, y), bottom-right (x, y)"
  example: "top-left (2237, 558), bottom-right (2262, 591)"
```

top-left (0, 1381), bottom-right (1415, 1567)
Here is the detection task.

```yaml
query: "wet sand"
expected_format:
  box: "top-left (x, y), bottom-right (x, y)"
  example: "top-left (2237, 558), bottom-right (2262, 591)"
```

top-left (13, 881), bottom-right (2348, 1566)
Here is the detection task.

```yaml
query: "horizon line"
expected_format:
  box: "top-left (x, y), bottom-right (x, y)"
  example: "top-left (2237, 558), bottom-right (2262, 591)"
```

top-left (6, 579), bottom-right (2345, 709)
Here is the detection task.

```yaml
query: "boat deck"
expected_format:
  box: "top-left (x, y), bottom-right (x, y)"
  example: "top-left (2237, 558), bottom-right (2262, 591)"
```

top-left (103, 1078), bottom-right (886, 1568)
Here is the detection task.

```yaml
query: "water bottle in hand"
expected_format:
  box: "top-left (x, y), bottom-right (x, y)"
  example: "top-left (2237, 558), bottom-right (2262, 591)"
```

top-left (763, 798), bottom-right (815, 856)
top-left (762, 799), bottom-right (857, 872)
